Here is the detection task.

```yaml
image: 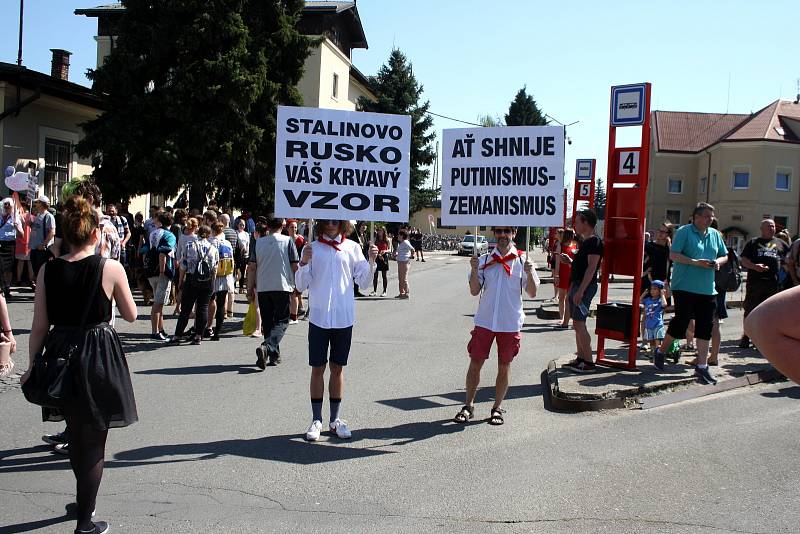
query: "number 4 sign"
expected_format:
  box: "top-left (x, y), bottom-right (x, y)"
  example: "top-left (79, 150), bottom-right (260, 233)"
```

top-left (618, 150), bottom-right (640, 176)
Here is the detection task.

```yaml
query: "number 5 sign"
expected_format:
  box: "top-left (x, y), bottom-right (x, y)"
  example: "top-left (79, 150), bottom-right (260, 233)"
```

top-left (617, 149), bottom-right (640, 176)
top-left (577, 181), bottom-right (592, 199)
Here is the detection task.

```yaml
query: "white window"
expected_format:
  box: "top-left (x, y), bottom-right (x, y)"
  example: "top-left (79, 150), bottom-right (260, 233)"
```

top-left (776, 169), bottom-right (791, 191)
top-left (665, 210), bottom-right (681, 225)
top-left (733, 169), bottom-right (750, 189)
top-left (667, 176), bottom-right (683, 194)
top-left (700, 176), bottom-right (707, 194)
top-left (332, 73), bottom-right (339, 99)
top-left (711, 173), bottom-right (717, 192)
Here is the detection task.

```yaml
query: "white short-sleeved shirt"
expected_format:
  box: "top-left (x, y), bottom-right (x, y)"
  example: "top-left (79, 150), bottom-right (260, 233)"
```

top-left (295, 235), bottom-right (375, 329)
top-left (470, 246), bottom-right (539, 333)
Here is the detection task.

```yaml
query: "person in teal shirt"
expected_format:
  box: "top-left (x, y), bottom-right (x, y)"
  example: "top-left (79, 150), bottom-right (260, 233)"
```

top-left (654, 203), bottom-right (728, 385)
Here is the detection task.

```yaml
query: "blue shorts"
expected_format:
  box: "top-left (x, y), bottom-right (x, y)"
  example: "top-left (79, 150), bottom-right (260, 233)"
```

top-left (308, 322), bottom-right (353, 367)
top-left (568, 282), bottom-right (597, 322)
top-left (643, 325), bottom-right (666, 341)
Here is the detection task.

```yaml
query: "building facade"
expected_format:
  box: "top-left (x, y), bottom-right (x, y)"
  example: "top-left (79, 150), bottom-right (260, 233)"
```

top-left (0, 55), bottom-right (103, 204)
top-left (647, 100), bottom-right (800, 251)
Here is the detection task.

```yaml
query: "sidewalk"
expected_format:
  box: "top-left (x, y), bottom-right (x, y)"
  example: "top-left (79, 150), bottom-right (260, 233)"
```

top-left (541, 303), bottom-right (782, 411)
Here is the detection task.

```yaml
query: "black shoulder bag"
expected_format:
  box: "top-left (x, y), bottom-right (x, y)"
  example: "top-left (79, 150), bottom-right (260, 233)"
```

top-left (22, 257), bottom-right (106, 408)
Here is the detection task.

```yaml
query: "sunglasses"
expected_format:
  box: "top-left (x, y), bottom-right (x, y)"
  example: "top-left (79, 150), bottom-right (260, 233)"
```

top-left (322, 220), bottom-right (340, 226)
top-left (494, 228), bottom-right (513, 234)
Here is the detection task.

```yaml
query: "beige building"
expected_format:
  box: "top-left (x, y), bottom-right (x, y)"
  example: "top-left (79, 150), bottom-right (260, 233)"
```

top-left (409, 202), bottom-right (499, 240)
top-left (75, 1), bottom-right (376, 213)
top-left (647, 100), bottom-right (800, 251)
top-left (0, 53), bottom-right (102, 203)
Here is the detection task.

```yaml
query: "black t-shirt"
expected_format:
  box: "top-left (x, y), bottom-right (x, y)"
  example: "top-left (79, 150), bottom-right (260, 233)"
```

top-left (570, 235), bottom-right (604, 285)
top-left (645, 241), bottom-right (670, 282)
top-left (741, 237), bottom-right (789, 283)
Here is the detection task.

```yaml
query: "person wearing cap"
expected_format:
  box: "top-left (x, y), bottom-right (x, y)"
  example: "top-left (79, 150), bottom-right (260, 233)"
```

top-left (28, 195), bottom-right (56, 279)
top-left (641, 279), bottom-right (667, 355)
top-left (0, 198), bottom-right (23, 298)
top-left (453, 226), bottom-right (539, 427)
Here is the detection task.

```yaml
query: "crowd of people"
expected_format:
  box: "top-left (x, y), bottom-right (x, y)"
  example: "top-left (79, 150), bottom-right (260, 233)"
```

top-left (546, 203), bottom-right (800, 386)
top-left (2, 174), bottom-right (799, 533)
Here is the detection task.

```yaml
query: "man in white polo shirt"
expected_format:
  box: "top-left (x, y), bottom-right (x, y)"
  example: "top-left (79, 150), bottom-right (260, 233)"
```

top-left (453, 226), bottom-right (539, 426)
top-left (295, 219), bottom-right (377, 441)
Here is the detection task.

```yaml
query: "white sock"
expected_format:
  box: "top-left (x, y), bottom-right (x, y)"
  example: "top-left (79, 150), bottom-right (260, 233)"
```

top-left (697, 363), bottom-right (708, 369)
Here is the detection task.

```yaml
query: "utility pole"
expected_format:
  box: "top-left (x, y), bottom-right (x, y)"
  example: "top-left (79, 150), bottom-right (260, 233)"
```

top-left (17, 0), bottom-right (24, 66)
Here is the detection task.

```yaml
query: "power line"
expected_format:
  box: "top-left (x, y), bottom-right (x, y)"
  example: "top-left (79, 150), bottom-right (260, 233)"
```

top-left (425, 110), bottom-right (482, 127)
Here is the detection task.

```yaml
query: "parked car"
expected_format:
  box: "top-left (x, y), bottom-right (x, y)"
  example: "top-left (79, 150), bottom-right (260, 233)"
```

top-left (457, 234), bottom-right (488, 256)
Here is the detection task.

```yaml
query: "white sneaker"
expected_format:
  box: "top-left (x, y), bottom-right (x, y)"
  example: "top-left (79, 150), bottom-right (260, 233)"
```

top-left (380, 292), bottom-right (386, 297)
top-left (305, 420), bottom-right (323, 441)
top-left (329, 418), bottom-right (352, 439)
top-left (288, 319), bottom-right (299, 325)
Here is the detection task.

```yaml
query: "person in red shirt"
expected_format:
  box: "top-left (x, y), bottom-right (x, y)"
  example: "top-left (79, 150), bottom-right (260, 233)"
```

top-left (286, 220), bottom-right (307, 323)
top-left (554, 228), bottom-right (578, 329)
top-left (372, 227), bottom-right (392, 296)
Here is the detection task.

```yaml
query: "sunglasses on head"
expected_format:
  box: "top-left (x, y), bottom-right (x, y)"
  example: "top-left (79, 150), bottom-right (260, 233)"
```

top-left (494, 228), bottom-right (513, 234)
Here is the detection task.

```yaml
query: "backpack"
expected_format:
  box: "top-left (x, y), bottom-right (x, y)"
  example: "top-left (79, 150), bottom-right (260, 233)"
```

top-left (144, 234), bottom-right (174, 278)
top-left (715, 249), bottom-right (741, 293)
top-left (190, 241), bottom-right (214, 287)
top-left (216, 240), bottom-right (235, 277)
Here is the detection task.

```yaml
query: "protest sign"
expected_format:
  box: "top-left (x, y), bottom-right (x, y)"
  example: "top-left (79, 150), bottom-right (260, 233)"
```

top-left (5, 171), bottom-right (30, 192)
top-left (275, 106), bottom-right (411, 223)
top-left (26, 172), bottom-right (39, 202)
top-left (441, 126), bottom-right (565, 227)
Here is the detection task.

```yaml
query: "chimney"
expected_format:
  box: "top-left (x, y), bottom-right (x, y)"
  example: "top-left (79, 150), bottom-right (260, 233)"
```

top-left (50, 49), bottom-right (72, 81)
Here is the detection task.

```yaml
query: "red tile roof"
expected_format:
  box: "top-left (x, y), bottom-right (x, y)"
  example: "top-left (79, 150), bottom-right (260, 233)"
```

top-left (654, 100), bottom-right (800, 153)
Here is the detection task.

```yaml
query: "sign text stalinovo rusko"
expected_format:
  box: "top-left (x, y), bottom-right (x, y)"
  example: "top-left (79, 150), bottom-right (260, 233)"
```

top-left (441, 126), bottom-right (565, 226)
top-left (275, 106), bottom-right (411, 223)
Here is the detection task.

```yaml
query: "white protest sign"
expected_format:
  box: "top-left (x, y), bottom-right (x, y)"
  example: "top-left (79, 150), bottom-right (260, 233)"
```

top-left (441, 126), bottom-right (565, 226)
top-left (26, 172), bottom-right (40, 202)
top-left (275, 106), bottom-right (411, 223)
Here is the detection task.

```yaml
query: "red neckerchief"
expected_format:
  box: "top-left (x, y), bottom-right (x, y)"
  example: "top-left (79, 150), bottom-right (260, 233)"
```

top-left (318, 235), bottom-right (344, 251)
top-left (481, 249), bottom-right (522, 276)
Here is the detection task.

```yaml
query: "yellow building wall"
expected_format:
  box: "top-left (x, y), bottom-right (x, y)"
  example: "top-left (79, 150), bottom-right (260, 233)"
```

top-left (1, 86), bottom-right (97, 202)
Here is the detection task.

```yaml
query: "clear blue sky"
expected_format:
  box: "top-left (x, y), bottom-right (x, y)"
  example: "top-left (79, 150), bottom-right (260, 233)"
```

top-left (2, 0), bottom-right (796, 191)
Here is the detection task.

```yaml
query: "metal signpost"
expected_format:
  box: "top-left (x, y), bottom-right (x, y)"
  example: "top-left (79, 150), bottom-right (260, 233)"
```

top-left (595, 83), bottom-right (652, 370)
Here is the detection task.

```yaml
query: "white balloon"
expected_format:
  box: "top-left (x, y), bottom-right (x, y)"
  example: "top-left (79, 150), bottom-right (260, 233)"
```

top-left (5, 171), bottom-right (30, 192)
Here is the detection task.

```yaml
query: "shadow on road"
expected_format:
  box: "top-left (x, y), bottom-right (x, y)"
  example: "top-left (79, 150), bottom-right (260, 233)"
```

top-left (0, 420), bottom-right (469, 473)
top-left (1, 513), bottom-right (71, 533)
top-left (761, 385), bottom-right (800, 399)
top-left (136, 363), bottom-right (260, 376)
top-left (106, 419), bottom-right (466, 467)
top-left (376, 384), bottom-right (542, 412)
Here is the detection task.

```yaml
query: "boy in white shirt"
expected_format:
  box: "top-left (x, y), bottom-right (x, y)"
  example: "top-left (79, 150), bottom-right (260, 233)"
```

top-left (295, 220), bottom-right (377, 441)
top-left (394, 229), bottom-right (415, 299)
top-left (453, 227), bottom-right (539, 426)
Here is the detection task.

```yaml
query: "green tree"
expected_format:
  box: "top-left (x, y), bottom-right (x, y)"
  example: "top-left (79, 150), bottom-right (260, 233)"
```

top-left (477, 114), bottom-right (503, 127)
top-left (358, 49), bottom-right (436, 216)
top-left (504, 86), bottom-right (547, 126)
top-left (594, 178), bottom-right (607, 220)
top-left (76, 0), bottom-right (312, 212)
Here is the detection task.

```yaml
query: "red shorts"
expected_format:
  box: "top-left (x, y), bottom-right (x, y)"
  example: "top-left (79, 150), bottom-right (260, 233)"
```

top-left (467, 326), bottom-right (521, 364)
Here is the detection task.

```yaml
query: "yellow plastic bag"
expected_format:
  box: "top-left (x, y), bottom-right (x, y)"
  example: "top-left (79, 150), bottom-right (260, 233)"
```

top-left (242, 301), bottom-right (257, 336)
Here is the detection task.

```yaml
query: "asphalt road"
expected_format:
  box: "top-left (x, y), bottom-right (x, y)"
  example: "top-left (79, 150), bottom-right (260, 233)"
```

top-left (1, 252), bottom-right (798, 533)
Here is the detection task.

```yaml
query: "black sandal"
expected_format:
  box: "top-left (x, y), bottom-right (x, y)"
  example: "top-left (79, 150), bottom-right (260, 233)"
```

top-left (453, 405), bottom-right (474, 423)
top-left (488, 408), bottom-right (505, 426)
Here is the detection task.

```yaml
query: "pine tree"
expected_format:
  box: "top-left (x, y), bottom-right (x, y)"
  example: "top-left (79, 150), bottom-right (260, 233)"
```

top-left (594, 178), bottom-right (607, 220)
top-left (358, 49), bottom-right (436, 216)
top-left (76, 0), bottom-right (312, 212)
top-left (504, 87), bottom-right (547, 126)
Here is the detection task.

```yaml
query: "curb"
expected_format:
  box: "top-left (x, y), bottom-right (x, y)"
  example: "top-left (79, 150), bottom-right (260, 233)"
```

top-left (542, 359), bottom-right (783, 413)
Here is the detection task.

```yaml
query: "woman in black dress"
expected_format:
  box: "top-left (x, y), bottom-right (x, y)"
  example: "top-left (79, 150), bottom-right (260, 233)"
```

top-left (22, 196), bottom-right (138, 534)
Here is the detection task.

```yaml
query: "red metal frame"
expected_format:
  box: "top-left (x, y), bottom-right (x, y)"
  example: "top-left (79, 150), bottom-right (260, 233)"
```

top-left (595, 83), bottom-right (652, 370)
top-left (571, 159), bottom-right (596, 227)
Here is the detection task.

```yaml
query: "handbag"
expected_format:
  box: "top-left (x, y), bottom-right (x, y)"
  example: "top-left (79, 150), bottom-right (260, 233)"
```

top-left (242, 300), bottom-right (257, 337)
top-left (22, 258), bottom-right (106, 408)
